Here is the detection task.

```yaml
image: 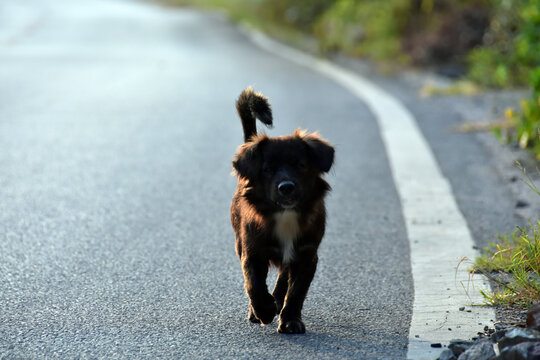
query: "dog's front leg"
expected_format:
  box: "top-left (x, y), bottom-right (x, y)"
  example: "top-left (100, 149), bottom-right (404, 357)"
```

top-left (242, 257), bottom-right (277, 325)
top-left (272, 267), bottom-right (289, 313)
top-left (278, 252), bottom-right (318, 334)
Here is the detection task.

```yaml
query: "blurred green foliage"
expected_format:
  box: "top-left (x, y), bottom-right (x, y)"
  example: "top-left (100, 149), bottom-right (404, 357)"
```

top-left (260, 0), bottom-right (334, 31)
top-left (467, 0), bottom-right (536, 88)
top-left (313, 0), bottom-right (411, 65)
top-left (518, 2), bottom-right (540, 158)
top-left (492, 1), bottom-right (540, 157)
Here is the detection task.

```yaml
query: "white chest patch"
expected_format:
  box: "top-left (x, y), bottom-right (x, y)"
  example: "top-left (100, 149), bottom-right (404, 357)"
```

top-left (273, 210), bottom-right (300, 264)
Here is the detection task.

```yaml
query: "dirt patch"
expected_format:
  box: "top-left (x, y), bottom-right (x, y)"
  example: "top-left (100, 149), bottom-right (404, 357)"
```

top-left (495, 305), bottom-right (528, 327)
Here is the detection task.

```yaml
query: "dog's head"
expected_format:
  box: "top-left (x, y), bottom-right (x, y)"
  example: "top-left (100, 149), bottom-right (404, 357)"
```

top-left (233, 129), bottom-right (334, 211)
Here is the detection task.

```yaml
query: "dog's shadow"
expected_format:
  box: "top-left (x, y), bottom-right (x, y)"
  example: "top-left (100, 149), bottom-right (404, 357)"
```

top-left (260, 322), bottom-right (408, 359)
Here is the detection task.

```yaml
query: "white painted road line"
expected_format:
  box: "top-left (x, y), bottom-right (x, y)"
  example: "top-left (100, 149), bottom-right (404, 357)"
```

top-left (241, 27), bottom-right (496, 359)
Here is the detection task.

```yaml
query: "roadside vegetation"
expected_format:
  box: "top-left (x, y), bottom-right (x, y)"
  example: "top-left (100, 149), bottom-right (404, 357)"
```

top-left (490, 1), bottom-right (540, 159)
top-left (474, 223), bottom-right (540, 306)
top-left (472, 166), bottom-right (540, 307)
top-left (170, 0), bottom-right (540, 306)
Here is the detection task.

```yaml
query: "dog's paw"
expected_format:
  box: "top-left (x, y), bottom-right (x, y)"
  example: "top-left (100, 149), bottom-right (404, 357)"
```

top-left (251, 294), bottom-right (277, 325)
top-left (277, 319), bottom-right (306, 334)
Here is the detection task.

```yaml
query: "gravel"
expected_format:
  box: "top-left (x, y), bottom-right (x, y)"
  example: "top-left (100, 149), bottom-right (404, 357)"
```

top-left (436, 305), bottom-right (540, 359)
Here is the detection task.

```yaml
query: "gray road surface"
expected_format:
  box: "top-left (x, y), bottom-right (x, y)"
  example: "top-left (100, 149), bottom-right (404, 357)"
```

top-left (0, 0), bottom-right (526, 359)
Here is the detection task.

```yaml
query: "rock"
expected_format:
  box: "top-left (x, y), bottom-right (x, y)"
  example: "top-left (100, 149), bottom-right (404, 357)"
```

top-left (491, 329), bottom-right (509, 343)
top-left (498, 328), bottom-right (540, 351)
top-left (498, 341), bottom-right (540, 360)
top-left (529, 342), bottom-right (540, 359)
top-left (448, 339), bottom-right (474, 357)
top-left (437, 315), bottom-right (540, 360)
top-left (495, 323), bottom-right (513, 331)
top-left (516, 200), bottom-right (530, 208)
top-left (457, 339), bottom-right (495, 360)
top-left (438, 349), bottom-right (457, 360)
top-left (527, 303), bottom-right (540, 330)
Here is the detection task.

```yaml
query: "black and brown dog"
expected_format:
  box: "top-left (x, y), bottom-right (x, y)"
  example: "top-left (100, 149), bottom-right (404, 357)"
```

top-left (231, 87), bottom-right (334, 334)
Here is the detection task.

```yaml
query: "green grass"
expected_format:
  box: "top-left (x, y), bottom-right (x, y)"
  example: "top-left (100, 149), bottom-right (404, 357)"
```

top-left (474, 224), bottom-right (540, 307)
top-left (472, 165), bottom-right (540, 307)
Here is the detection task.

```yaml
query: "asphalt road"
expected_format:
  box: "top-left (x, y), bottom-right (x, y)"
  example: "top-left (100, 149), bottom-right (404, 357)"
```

top-left (0, 0), bottom-right (527, 359)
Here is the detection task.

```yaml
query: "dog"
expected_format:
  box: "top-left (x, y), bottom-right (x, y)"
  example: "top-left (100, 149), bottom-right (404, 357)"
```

top-left (230, 87), bottom-right (334, 334)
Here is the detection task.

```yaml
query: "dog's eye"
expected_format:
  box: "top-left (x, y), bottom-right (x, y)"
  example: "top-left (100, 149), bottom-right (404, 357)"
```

top-left (297, 161), bottom-right (307, 171)
top-left (263, 164), bottom-right (273, 176)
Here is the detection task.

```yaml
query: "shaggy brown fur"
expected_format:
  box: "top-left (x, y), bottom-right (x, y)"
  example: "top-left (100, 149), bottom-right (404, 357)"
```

top-left (230, 87), bottom-right (334, 334)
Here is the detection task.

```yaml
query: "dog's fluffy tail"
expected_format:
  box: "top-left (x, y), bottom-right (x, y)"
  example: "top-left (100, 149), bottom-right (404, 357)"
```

top-left (236, 86), bottom-right (273, 143)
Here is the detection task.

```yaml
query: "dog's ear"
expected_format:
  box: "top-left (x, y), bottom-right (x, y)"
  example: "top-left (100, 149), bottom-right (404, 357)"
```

top-left (304, 134), bottom-right (334, 173)
top-left (232, 137), bottom-right (267, 179)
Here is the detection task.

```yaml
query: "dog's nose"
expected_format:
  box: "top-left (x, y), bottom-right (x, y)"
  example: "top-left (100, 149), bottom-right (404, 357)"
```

top-left (278, 181), bottom-right (296, 196)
